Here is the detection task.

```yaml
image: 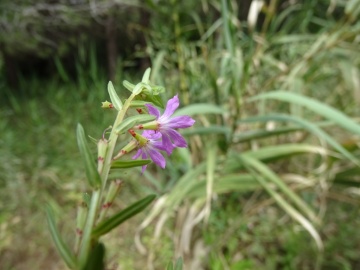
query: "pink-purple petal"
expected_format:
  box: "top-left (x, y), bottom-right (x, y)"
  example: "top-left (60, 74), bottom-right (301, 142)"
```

top-left (162, 94), bottom-right (179, 118)
top-left (143, 130), bottom-right (161, 140)
top-left (131, 94), bottom-right (195, 172)
top-left (148, 148), bottom-right (166, 168)
top-left (132, 149), bottom-right (142, 159)
top-left (167, 115), bottom-right (195, 129)
top-left (146, 103), bottom-right (161, 118)
top-left (152, 140), bottom-right (169, 153)
top-left (161, 133), bottom-right (175, 155)
top-left (165, 129), bottom-right (187, 147)
top-left (141, 165), bottom-right (148, 173)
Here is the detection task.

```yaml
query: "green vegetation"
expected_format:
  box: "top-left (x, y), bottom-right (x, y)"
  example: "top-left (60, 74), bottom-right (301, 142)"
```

top-left (1, 0), bottom-right (360, 269)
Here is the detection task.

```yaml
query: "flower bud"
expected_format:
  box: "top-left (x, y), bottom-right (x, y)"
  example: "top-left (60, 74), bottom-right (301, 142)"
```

top-left (128, 129), bottom-right (149, 147)
top-left (101, 101), bottom-right (114, 109)
top-left (97, 138), bottom-right (109, 173)
top-left (112, 140), bottom-right (137, 160)
top-left (133, 120), bottom-right (159, 131)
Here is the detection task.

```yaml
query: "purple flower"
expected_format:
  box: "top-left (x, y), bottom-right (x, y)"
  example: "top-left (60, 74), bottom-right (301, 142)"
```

top-left (145, 95), bottom-right (195, 154)
top-left (132, 130), bottom-right (167, 172)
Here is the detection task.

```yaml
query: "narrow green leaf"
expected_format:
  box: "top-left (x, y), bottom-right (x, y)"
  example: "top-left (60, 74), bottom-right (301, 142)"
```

top-left (115, 114), bottom-right (156, 134)
top-left (77, 124), bottom-right (101, 189)
top-left (240, 156), bottom-right (323, 250)
top-left (142, 68), bottom-right (151, 83)
top-left (239, 155), bottom-right (319, 225)
top-left (129, 100), bottom-right (149, 107)
top-left (151, 50), bottom-right (166, 82)
top-left (234, 126), bottom-right (301, 142)
top-left (144, 94), bottom-right (164, 108)
top-left (174, 257), bottom-right (183, 270)
top-left (221, 0), bottom-right (234, 54)
top-left (132, 83), bottom-right (144, 95)
top-left (187, 174), bottom-right (260, 198)
top-left (111, 159), bottom-right (152, 169)
top-left (54, 56), bottom-right (70, 82)
top-left (92, 194), bottom-right (156, 238)
top-left (46, 205), bottom-right (77, 269)
top-left (166, 262), bottom-right (174, 270)
top-left (225, 144), bottom-right (327, 172)
top-left (83, 242), bottom-right (105, 270)
top-left (248, 91), bottom-right (360, 136)
top-left (173, 103), bottom-right (226, 117)
top-left (205, 146), bottom-right (216, 220)
top-left (107, 82), bottom-right (123, 111)
top-left (123, 80), bottom-right (135, 92)
top-left (272, 34), bottom-right (315, 44)
top-left (181, 126), bottom-right (231, 137)
top-left (234, 120), bottom-right (338, 142)
top-left (239, 114), bottom-right (360, 166)
top-left (166, 163), bottom-right (207, 208)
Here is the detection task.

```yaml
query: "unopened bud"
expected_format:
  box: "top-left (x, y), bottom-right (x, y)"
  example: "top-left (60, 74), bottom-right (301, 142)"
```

top-left (133, 120), bottom-right (159, 131)
top-left (97, 138), bottom-right (109, 173)
top-left (103, 179), bottom-right (123, 209)
top-left (101, 101), bottom-right (114, 109)
top-left (113, 140), bottom-right (137, 160)
top-left (128, 130), bottom-right (148, 146)
top-left (76, 201), bottom-right (88, 237)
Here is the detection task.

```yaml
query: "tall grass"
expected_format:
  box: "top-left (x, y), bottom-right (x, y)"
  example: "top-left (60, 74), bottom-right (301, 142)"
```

top-left (1, 0), bottom-right (360, 269)
top-left (139, 0), bottom-right (360, 268)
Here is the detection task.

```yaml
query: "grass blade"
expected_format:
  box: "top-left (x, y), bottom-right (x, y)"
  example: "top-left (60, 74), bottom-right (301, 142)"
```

top-left (173, 103), bottom-right (226, 116)
top-left (92, 194), bottom-right (156, 238)
top-left (239, 155), bottom-right (319, 225)
top-left (187, 174), bottom-right (260, 198)
top-left (240, 155), bottom-right (323, 250)
top-left (225, 143), bottom-right (328, 172)
top-left (46, 205), bottom-right (77, 269)
top-left (249, 91), bottom-right (360, 136)
top-left (205, 146), bottom-right (216, 221)
top-left (239, 114), bottom-right (360, 166)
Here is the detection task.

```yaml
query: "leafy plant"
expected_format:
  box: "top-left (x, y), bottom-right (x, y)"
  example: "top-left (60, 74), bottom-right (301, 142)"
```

top-left (46, 68), bottom-right (191, 269)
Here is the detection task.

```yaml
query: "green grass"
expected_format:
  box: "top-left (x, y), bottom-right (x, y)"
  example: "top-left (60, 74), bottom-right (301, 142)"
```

top-left (1, 0), bottom-right (360, 269)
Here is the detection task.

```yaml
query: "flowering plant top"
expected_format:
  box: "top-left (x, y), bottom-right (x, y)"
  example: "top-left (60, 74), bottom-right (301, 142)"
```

top-left (47, 68), bottom-right (191, 269)
top-left (116, 94), bottom-right (195, 172)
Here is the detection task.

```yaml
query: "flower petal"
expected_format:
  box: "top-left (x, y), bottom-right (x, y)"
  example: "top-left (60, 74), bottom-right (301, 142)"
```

top-left (161, 133), bottom-right (175, 155)
top-left (165, 129), bottom-right (187, 147)
top-left (142, 130), bottom-right (161, 140)
top-left (132, 149), bottom-right (143, 159)
top-left (152, 140), bottom-right (169, 153)
top-left (167, 115), bottom-right (195, 129)
top-left (148, 148), bottom-right (166, 168)
top-left (140, 151), bottom-right (149, 173)
top-left (162, 95), bottom-right (179, 118)
top-left (146, 103), bottom-right (161, 118)
top-left (141, 165), bottom-right (148, 173)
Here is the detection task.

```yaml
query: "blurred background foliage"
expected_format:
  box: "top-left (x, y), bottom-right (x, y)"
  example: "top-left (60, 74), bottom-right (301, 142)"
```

top-left (1, 0), bottom-right (360, 269)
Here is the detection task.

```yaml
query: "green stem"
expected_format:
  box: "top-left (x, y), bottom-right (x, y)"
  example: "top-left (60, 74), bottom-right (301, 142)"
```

top-left (78, 189), bottom-right (101, 268)
top-left (76, 93), bottom-right (138, 267)
top-left (100, 92), bottom-right (137, 189)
